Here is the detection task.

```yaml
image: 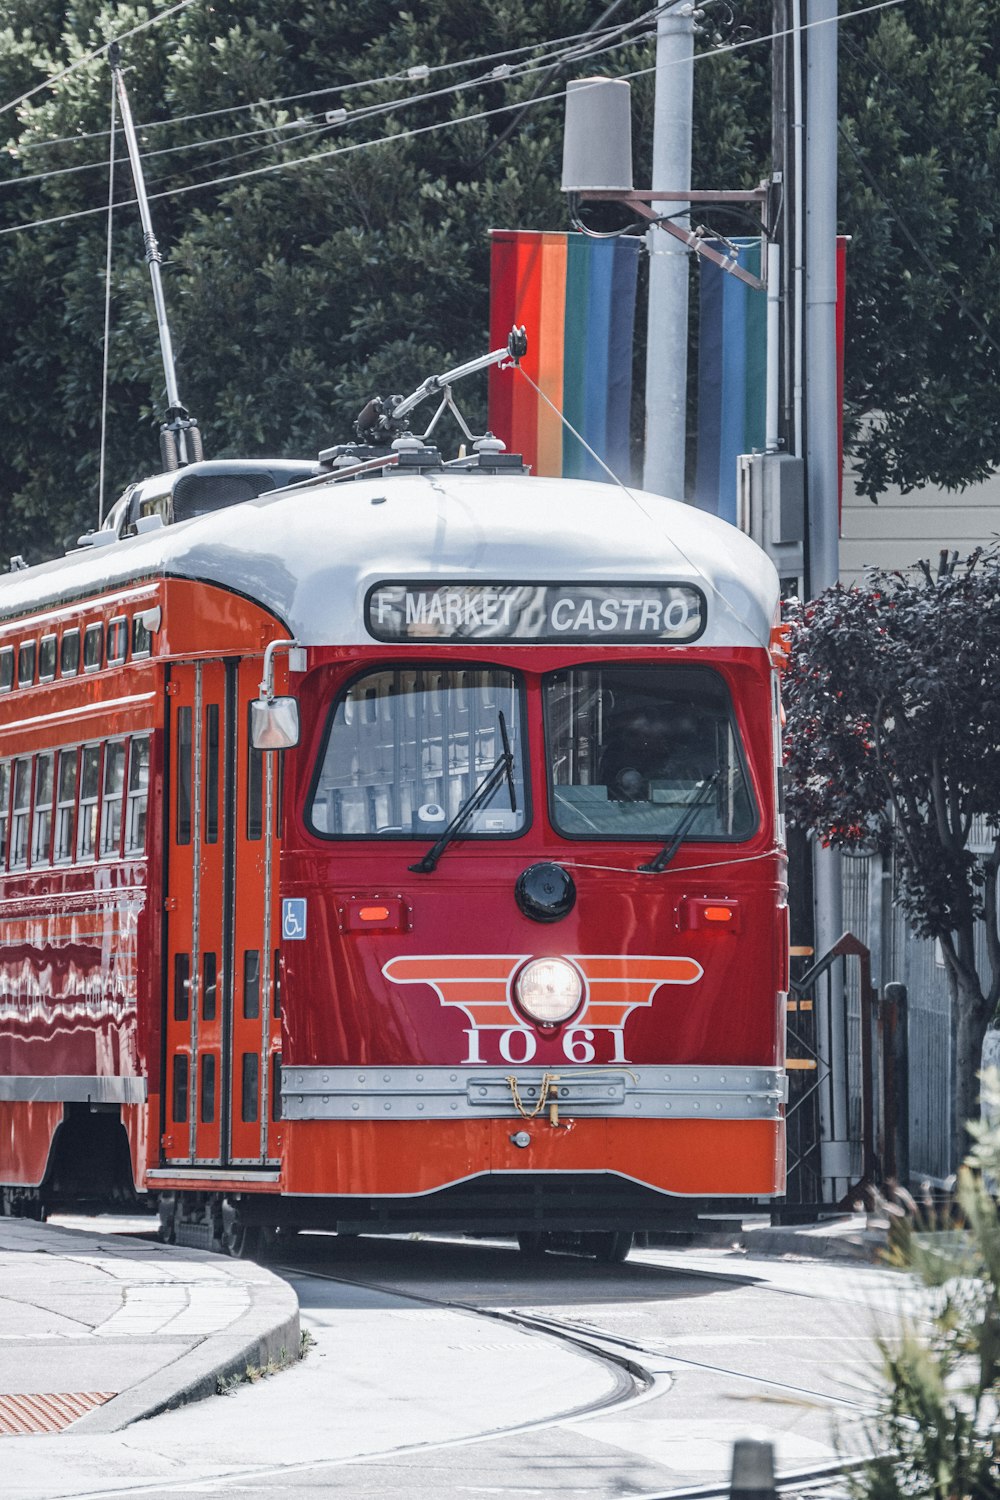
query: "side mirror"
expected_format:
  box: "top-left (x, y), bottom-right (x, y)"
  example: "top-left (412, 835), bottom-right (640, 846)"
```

top-left (250, 696), bottom-right (300, 750)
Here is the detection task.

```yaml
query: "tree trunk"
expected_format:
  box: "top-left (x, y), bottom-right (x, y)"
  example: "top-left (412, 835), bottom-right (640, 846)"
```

top-left (951, 969), bottom-right (991, 1164)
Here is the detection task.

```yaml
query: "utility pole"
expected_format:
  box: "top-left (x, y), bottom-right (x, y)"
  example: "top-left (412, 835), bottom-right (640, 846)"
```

top-left (804, 0), bottom-right (847, 1199)
top-left (643, 3), bottom-right (695, 500)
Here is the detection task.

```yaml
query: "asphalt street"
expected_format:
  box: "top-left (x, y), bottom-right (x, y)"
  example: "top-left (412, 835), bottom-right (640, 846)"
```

top-left (4, 1221), bottom-right (913, 1500)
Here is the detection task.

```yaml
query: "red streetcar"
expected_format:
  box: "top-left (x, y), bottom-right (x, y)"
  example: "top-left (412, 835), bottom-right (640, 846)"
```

top-left (0, 365), bottom-right (787, 1259)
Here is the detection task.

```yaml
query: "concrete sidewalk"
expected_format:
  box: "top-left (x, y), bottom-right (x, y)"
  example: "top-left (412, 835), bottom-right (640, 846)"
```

top-left (0, 1219), bottom-right (299, 1437)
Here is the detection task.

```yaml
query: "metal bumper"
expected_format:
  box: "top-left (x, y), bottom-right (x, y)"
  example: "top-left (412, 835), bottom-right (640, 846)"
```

top-left (281, 1065), bottom-right (786, 1121)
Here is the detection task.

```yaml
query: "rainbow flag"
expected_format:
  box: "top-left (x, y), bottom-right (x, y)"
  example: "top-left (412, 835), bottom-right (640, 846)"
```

top-left (694, 236), bottom-right (848, 523)
top-left (693, 239), bottom-right (767, 524)
top-left (488, 230), bottom-right (641, 480)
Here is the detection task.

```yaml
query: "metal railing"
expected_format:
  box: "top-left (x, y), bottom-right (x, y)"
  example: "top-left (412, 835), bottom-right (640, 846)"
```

top-left (778, 932), bottom-right (908, 1217)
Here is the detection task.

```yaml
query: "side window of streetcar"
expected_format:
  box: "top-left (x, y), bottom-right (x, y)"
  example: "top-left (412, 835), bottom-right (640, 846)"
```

top-left (30, 752), bottom-right (54, 866)
top-left (0, 647), bottom-right (12, 692)
top-left (125, 735), bottom-right (150, 854)
top-left (132, 615), bottom-right (152, 658)
top-left (60, 629), bottom-right (80, 677)
top-left (100, 740), bottom-right (127, 857)
top-left (0, 762), bottom-right (10, 863)
top-left (243, 951), bottom-right (260, 1019)
top-left (200, 1055), bottom-right (216, 1124)
top-left (54, 749), bottom-right (78, 863)
top-left (77, 744), bottom-right (101, 861)
top-left (106, 617), bottom-right (127, 666)
top-left (202, 952), bottom-right (217, 1021)
top-left (172, 1055), bottom-right (189, 1123)
top-left (247, 703), bottom-right (263, 841)
top-left (271, 1053), bottom-right (282, 1122)
top-left (176, 708), bottom-right (193, 846)
top-left (204, 703), bottom-right (220, 844)
top-left (17, 641), bottom-right (36, 688)
top-left (38, 636), bottom-right (57, 682)
top-left (174, 953), bottom-right (190, 1021)
top-left (10, 758), bottom-right (31, 868)
top-left (83, 623), bottom-right (102, 672)
top-left (241, 1053), bottom-right (259, 1123)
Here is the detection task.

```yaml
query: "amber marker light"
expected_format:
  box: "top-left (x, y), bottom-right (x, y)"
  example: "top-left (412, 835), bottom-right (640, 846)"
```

top-left (359, 906), bottom-right (391, 921)
top-left (703, 906), bottom-right (734, 923)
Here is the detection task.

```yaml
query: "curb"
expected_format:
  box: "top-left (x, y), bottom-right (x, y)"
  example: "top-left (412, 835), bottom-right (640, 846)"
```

top-left (647, 1216), bottom-right (890, 1264)
top-left (67, 1254), bottom-right (300, 1435)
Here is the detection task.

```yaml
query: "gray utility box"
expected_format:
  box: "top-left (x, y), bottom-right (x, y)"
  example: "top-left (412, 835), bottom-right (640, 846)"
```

top-left (737, 452), bottom-right (805, 582)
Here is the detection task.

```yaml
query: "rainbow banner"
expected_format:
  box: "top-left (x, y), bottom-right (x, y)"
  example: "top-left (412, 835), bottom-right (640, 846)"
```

top-left (694, 236), bottom-right (848, 523)
top-left (693, 239), bottom-right (767, 524)
top-left (488, 230), bottom-right (641, 480)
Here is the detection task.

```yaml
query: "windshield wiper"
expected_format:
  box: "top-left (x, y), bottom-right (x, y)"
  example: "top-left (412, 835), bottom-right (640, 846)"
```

top-left (637, 771), bottom-right (721, 874)
top-left (497, 708), bottom-right (517, 813)
top-left (409, 711), bottom-right (516, 874)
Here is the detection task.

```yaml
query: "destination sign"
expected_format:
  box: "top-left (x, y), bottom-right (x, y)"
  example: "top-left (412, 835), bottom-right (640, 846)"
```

top-left (365, 582), bottom-right (705, 643)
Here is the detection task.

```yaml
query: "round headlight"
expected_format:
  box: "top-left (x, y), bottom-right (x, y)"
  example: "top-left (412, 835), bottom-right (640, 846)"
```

top-left (514, 957), bottom-right (583, 1026)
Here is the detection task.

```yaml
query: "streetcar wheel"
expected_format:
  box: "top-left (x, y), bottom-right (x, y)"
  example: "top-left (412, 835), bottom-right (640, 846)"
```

top-left (586, 1231), bottom-right (633, 1264)
top-left (219, 1200), bottom-right (262, 1259)
top-left (517, 1231), bottom-right (550, 1257)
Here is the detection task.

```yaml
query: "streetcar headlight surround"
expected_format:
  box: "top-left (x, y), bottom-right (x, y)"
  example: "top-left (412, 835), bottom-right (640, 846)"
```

top-left (514, 957), bottom-right (584, 1027)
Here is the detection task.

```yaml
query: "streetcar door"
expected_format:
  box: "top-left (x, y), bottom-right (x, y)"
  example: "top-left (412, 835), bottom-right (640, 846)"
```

top-left (162, 659), bottom-right (280, 1167)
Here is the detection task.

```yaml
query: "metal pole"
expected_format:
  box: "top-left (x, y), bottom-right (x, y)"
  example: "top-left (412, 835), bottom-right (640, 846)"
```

top-left (804, 0), bottom-right (840, 596)
top-left (803, 0), bottom-right (846, 1197)
top-left (109, 44), bottom-right (187, 463)
top-left (642, 4), bottom-right (694, 499)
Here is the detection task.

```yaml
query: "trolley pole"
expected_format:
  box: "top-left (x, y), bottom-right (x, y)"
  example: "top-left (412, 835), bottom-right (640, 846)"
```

top-left (110, 43), bottom-right (201, 469)
top-left (642, 3), bottom-right (695, 500)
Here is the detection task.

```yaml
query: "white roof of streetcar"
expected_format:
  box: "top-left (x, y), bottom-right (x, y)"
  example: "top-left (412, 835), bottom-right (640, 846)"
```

top-left (0, 472), bottom-right (779, 651)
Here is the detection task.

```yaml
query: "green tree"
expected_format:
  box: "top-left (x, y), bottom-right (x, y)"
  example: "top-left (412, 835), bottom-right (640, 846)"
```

top-left (838, 0), bottom-right (1000, 500)
top-left (0, 0), bottom-right (775, 563)
top-left (0, 0), bottom-right (647, 560)
top-left (783, 553), bottom-right (1000, 1156)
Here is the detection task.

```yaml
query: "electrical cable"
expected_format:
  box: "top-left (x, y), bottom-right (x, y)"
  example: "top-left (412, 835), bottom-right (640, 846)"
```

top-left (514, 363), bottom-right (771, 648)
top-left (10, 3), bottom-right (668, 155)
top-left (0, 0), bottom-right (910, 241)
top-left (1, 22), bottom-right (658, 194)
top-left (0, 0), bottom-right (199, 124)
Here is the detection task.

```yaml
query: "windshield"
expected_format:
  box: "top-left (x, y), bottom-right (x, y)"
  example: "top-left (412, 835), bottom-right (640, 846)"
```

top-left (308, 667), bottom-right (527, 838)
top-left (544, 665), bottom-right (756, 841)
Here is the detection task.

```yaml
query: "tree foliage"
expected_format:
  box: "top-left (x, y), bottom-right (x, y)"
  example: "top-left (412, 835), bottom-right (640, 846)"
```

top-left (839, 0), bottom-right (1000, 500)
top-left (784, 553), bottom-right (1000, 1145)
top-left (0, 0), bottom-right (994, 563)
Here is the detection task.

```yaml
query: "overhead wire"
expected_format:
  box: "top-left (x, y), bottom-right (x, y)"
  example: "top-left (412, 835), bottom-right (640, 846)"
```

top-left (3, 20), bottom-right (659, 198)
top-left (0, 0), bottom-right (199, 124)
top-left (0, 0), bottom-right (910, 241)
top-left (9, 2), bottom-right (668, 156)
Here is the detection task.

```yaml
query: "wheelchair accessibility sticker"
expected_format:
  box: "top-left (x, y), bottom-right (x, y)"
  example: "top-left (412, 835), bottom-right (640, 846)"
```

top-left (282, 898), bottom-right (307, 940)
